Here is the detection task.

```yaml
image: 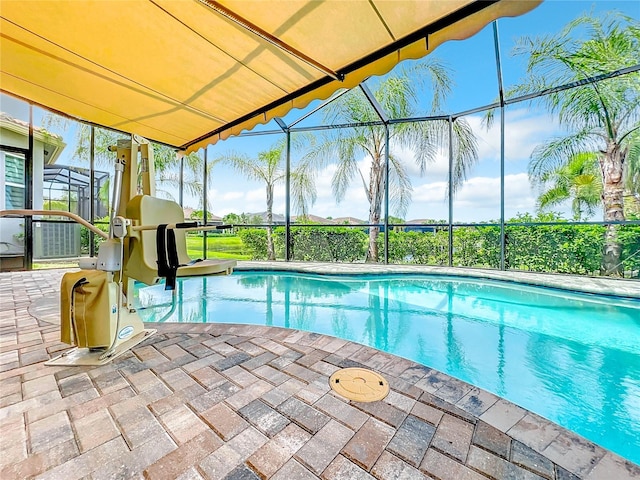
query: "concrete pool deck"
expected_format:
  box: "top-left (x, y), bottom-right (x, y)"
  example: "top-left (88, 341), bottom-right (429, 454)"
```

top-left (1, 266), bottom-right (639, 479)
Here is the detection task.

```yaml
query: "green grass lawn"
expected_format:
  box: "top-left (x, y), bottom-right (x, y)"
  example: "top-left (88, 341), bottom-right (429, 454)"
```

top-left (185, 234), bottom-right (251, 260)
top-left (34, 262), bottom-right (80, 269)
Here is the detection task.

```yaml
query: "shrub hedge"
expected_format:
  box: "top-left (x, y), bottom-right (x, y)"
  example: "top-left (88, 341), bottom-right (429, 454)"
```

top-left (234, 216), bottom-right (639, 278)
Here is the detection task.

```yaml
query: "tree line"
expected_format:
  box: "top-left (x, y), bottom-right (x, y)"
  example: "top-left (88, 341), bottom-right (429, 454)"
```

top-left (234, 215), bottom-right (639, 278)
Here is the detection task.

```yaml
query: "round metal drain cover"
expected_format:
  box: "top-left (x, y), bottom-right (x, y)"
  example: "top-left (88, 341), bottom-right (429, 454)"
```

top-left (329, 367), bottom-right (389, 402)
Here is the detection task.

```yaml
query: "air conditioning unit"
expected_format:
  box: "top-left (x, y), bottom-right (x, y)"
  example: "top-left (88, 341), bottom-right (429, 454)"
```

top-left (34, 222), bottom-right (81, 259)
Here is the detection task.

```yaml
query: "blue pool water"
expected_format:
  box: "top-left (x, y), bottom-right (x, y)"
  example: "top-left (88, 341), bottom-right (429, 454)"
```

top-left (136, 271), bottom-right (640, 464)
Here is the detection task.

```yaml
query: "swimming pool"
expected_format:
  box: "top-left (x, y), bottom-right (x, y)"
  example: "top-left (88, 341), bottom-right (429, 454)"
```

top-left (136, 271), bottom-right (640, 464)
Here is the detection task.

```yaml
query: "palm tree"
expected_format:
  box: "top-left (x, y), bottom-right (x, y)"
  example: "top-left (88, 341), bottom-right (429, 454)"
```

top-left (535, 152), bottom-right (602, 221)
top-left (215, 135), bottom-right (315, 260)
top-left (303, 59), bottom-right (478, 262)
top-left (508, 11), bottom-right (640, 275)
top-left (535, 148), bottom-right (640, 220)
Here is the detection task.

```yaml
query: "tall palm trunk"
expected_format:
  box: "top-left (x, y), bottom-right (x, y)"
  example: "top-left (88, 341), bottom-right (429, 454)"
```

top-left (600, 142), bottom-right (626, 275)
top-left (366, 153), bottom-right (384, 262)
top-left (266, 184), bottom-right (276, 261)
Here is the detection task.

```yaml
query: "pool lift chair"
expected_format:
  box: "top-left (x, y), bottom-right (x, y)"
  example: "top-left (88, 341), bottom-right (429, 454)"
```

top-left (3, 135), bottom-right (236, 366)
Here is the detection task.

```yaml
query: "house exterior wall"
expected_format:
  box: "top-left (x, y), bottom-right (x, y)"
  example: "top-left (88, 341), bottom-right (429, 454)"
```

top-left (1, 127), bottom-right (49, 259)
top-left (0, 124), bottom-right (80, 259)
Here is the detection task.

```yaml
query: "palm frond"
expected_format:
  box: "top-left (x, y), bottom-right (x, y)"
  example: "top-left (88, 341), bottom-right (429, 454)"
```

top-left (535, 151), bottom-right (602, 220)
top-left (331, 153), bottom-right (361, 202)
top-left (387, 153), bottom-right (412, 218)
top-left (538, 185), bottom-right (570, 211)
top-left (497, 11), bottom-right (639, 145)
top-left (182, 151), bottom-right (204, 175)
top-left (290, 167), bottom-right (317, 216)
top-left (156, 171), bottom-right (203, 200)
top-left (450, 118), bottom-right (480, 193)
top-left (391, 120), bottom-right (442, 175)
top-left (529, 131), bottom-right (599, 181)
top-left (215, 151), bottom-right (269, 183)
top-left (623, 128), bottom-right (640, 192)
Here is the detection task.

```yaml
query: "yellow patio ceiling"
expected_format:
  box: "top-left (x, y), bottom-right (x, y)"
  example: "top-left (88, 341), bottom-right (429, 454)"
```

top-left (0, 0), bottom-right (540, 153)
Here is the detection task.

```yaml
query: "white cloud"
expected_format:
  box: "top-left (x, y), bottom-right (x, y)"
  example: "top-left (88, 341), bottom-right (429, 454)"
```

top-left (204, 171), bottom-right (539, 222)
top-left (245, 188), bottom-right (264, 203)
top-left (303, 158), bottom-right (372, 219)
top-left (394, 146), bottom-right (449, 179)
top-left (220, 191), bottom-right (244, 201)
top-left (466, 109), bottom-right (559, 163)
top-left (452, 173), bottom-right (536, 221)
top-left (314, 164), bottom-right (337, 197)
top-left (388, 109), bottom-right (558, 181)
top-left (412, 181), bottom-right (448, 203)
top-left (404, 173), bottom-right (537, 222)
top-left (204, 185), bottom-right (269, 215)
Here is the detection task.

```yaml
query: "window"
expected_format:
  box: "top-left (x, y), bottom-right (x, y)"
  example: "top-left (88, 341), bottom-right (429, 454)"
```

top-left (4, 154), bottom-right (25, 209)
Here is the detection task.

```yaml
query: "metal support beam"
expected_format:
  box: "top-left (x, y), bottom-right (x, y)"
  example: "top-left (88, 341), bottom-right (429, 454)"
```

top-left (505, 63), bottom-right (640, 106)
top-left (285, 130), bottom-right (292, 261)
top-left (274, 118), bottom-right (292, 261)
top-left (448, 115), bottom-right (453, 267)
top-left (384, 124), bottom-right (390, 264)
top-left (359, 84), bottom-right (389, 123)
top-left (493, 21), bottom-right (506, 271)
top-left (274, 118), bottom-right (288, 132)
top-left (203, 148), bottom-right (208, 260)
top-left (179, 154), bottom-right (184, 207)
top-left (89, 126), bottom-right (96, 257)
top-left (289, 89), bottom-right (350, 128)
top-left (25, 105), bottom-right (34, 270)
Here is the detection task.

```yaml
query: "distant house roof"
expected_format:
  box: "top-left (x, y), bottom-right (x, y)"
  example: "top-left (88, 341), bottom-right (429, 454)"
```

top-left (406, 219), bottom-right (444, 224)
top-left (0, 112), bottom-right (66, 164)
top-left (332, 216), bottom-right (365, 225)
top-left (292, 214), bottom-right (335, 224)
top-left (183, 207), bottom-right (222, 223)
top-left (250, 212), bottom-right (285, 224)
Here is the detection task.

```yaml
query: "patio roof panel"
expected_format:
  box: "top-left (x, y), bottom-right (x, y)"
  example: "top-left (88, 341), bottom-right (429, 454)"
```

top-left (0, 0), bottom-right (541, 153)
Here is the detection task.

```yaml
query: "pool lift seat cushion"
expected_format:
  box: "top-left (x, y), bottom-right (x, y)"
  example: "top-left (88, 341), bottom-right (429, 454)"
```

top-left (125, 195), bottom-right (236, 287)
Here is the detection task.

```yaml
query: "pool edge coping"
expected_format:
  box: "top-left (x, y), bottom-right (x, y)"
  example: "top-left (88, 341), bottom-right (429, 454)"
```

top-left (234, 261), bottom-right (640, 299)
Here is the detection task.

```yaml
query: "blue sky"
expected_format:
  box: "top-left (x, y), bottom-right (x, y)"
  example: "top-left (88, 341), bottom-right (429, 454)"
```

top-left (2, 0), bottom-right (638, 223)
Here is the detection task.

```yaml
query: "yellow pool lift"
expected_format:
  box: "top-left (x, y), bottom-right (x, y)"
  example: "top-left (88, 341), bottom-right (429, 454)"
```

top-left (1, 135), bottom-right (236, 366)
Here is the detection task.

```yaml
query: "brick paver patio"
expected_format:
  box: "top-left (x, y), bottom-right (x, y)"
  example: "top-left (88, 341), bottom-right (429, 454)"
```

top-left (1, 269), bottom-right (639, 479)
